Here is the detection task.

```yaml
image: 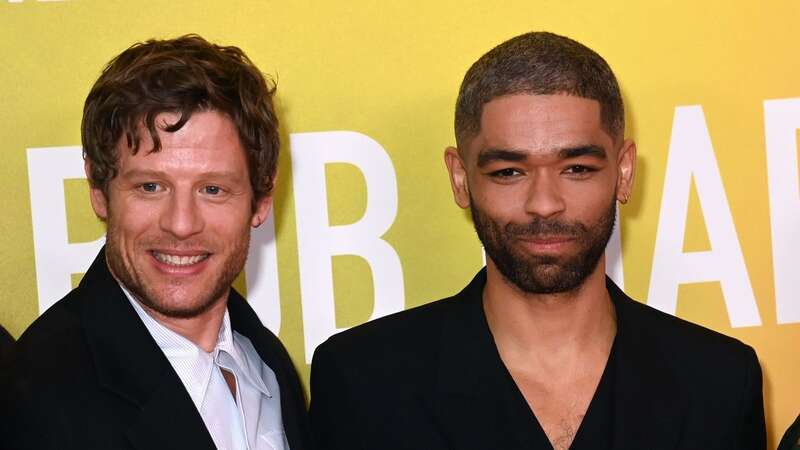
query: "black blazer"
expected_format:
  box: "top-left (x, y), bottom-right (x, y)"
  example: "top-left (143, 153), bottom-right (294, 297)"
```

top-left (778, 414), bottom-right (800, 450)
top-left (2, 249), bottom-right (310, 450)
top-left (310, 269), bottom-right (765, 450)
top-left (0, 324), bottom-right (14, 370)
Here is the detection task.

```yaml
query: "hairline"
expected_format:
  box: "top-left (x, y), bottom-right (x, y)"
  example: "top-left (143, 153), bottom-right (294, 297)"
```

top-left (456, 91), bottom-right (624, 157)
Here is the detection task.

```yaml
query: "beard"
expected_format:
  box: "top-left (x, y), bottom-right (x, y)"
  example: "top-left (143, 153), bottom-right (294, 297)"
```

top-left (470, 196), bottom-right (616, 295)
top-left (105, 220), bottom-right (250, 319)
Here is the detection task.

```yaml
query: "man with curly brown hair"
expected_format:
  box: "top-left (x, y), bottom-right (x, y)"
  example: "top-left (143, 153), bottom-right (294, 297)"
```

top-left (3, 35), bottom-right (309, 450)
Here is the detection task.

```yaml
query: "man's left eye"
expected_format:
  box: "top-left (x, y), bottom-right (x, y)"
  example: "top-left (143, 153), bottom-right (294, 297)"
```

top-left (564, 165), bottom-right (595, 174)
top-left (140, 183), bottom-right (161, 192)
top-left (490, 168), bottom-right (521, 178)
top-left (203, 186), bottom-right (222, 195)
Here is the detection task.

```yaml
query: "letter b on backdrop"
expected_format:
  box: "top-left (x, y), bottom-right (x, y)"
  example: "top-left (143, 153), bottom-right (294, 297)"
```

top-left (291, 131), bottom-right (404, 362)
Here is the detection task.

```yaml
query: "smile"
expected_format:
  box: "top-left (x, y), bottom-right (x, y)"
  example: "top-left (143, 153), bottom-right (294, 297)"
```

top-left (151, 252), bottom-right (210, 266)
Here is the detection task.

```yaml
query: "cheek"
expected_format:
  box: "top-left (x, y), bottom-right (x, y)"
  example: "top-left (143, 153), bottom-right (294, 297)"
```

top-left (568, 192), bottom-right (615, 223)
top-left (564, 171), bottom-right (616, 197)
top-left (107, 201), bottom-right (160, 239)
top-left (205, 203), bottom-right (254, 234)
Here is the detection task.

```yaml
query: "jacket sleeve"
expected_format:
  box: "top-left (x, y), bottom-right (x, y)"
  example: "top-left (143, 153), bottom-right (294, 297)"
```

top-left (735, 346), bottom-right (766, 450)
top-left (309, 340), bottom-right (363, 450)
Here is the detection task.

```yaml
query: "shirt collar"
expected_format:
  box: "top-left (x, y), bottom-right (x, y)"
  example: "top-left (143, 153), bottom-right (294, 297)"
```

top-left (122, 284), bottom-right (200, 357)
top-left (119, 282), bottom-right (272, 398)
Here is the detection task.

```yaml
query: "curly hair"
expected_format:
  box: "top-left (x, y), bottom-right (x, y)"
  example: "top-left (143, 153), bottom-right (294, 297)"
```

top-left (455, 32), bottom-right (624, 148)
top-left (81, 34), bottom-right (278, 205)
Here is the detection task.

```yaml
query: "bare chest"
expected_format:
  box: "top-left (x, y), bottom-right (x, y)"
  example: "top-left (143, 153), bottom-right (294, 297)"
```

top-left (509, 368), bottom-right (605, 450)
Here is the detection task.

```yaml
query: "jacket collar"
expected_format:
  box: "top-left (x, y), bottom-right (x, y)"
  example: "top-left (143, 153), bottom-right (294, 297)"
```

top-left (77, 248), bottom-right (308, 450)
top-left (433, 269), bottom-right (687, 450)
top-left (607, 279), bottom-right (687, 450)
top-left (228, 287), bottom-right (310, 450)
top-left (77, 249), bottom-right (216, 449)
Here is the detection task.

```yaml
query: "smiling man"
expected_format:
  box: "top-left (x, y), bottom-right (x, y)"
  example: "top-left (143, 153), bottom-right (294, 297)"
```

top-left (4, 36), bottom-right (309, 450)
top-left (309, 32), bottom-right (765, 450)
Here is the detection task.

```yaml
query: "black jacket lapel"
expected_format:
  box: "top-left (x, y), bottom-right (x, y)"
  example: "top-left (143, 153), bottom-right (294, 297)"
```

top-left (433, 271), bottom-right (543, 450)
top-left (229, 290), bottom-right (310, 450)
top-left (433, 272), bottom-right (690, 450)
top-left (607, 279), bottom-right (687, 450)
top-left (123, 379), bottom-right (215, 450)
top-left (77, 250), bottom-right (215, 450)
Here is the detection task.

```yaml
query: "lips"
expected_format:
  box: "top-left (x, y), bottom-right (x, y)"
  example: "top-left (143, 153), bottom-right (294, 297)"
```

top-left (517, 235), bottom-right (575, 244)
top-left (151, 251), bottom-right (210, 266)
top-left (515, 235), bottom-right (575, 252)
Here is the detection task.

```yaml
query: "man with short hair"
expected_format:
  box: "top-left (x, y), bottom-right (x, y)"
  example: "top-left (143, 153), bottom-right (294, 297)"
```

top-left (4, 35), bottom-right (309, 450)
top-left (309, 32), bottom-right (765, 450)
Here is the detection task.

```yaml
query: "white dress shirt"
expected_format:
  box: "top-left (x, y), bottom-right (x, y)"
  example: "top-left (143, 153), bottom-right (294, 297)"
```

top-left (122, 285), bottom-right (289, 450)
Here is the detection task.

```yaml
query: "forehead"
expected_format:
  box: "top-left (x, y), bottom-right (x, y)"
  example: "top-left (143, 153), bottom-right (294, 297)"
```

top-left (465, 94), bottom-right (614, 160)
top-left (117, 110), bottom-right (248, 173)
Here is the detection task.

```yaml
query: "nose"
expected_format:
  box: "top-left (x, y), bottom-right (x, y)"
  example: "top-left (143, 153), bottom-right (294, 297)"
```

top-left (159, 190), bottom-right (204, 239)
top-left (524, 172), bottom-right (566, 218)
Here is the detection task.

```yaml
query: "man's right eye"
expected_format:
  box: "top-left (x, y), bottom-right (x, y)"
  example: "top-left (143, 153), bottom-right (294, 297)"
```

top-left (140, 183), bottom-right (160, 193)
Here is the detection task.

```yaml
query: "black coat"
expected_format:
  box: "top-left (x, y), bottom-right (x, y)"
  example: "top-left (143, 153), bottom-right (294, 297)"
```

top-left (2, 249), bottom-right (310, 450)
top-left (310, 269), bottom-right (765, 450)
top-left (778, 414), bottom-right (800, 450)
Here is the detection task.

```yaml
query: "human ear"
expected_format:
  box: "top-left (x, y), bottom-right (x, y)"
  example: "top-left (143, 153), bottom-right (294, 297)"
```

top-left (251, 172), bottom-right (277, 227)
top-left (251, 194), bottom-right (274, 228)
top-left (85, 161), bottom-right (109, 220)
top-left (444, 147), bottom-right (471, 209)
top-left (616, 139), bottom-right (636, 204)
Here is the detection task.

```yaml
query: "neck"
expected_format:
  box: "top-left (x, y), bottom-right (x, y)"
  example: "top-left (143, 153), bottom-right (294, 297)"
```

top-left (483, 259), bottom-right (616, 364)
top-left (138, 296), bottom-right (228, 353)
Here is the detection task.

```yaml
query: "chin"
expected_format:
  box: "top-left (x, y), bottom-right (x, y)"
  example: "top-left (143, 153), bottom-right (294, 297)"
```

top-left (144, 295), bottom-right (221, 319)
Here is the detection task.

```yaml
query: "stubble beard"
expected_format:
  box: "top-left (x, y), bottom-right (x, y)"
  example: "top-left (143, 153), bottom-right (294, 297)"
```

top-left (470, 196), bottom-right (616, 295)
top-left (104, 221), bottom-right (251, 319)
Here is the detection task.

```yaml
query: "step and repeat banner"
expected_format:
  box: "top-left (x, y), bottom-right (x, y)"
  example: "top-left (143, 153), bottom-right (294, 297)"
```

top-left (1, 0), bottom-right (798, 445)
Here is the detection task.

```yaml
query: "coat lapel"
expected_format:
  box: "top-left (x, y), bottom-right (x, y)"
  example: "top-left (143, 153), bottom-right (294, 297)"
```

top-left (228, 290), bottom-right (310, 450)
top-left (607, 279), bottom-right (687, 450)
top-left (433, 271), bottom-right (690, 450)
top-left (77, 249), bottom-right (215, 450)
top-left (433, 271), bottom-right (544, 450)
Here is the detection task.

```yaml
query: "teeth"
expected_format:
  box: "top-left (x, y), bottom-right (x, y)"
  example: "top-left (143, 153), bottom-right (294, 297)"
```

top-left (153, 252), bottom-right (209, 266)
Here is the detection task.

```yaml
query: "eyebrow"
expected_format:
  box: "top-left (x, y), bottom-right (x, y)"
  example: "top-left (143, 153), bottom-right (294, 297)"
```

top-left (476, 149), bottom-right (527, 168)
top-left (476, 145), bottom-right (607, 168)
top-left (558, 145), bottom-right (607, 160)
top-left (119, 169), bottom-right (242, 181)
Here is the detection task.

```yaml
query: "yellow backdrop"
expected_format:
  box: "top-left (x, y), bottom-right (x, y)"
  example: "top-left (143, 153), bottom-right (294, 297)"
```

top-left (2, 0), bottom-right (798, 446)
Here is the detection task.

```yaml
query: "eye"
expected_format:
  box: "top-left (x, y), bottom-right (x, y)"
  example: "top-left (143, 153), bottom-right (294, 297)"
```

top-left (489, 168), bottom-right (522, 178)
top-left (563, 165), bottom-right (597, 176)
top-left (139, 182), bottom-right (162, 193)
top-left (203, 185), bottom-right (222, 195)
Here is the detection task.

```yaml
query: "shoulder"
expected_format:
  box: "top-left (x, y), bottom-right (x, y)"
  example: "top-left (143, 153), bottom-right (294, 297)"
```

top-left (14, 252), bottom-right (119, 376)
top-left (316, 295), bottom-right (456, 363)
top-left (310, 295), bottom-right (462, 394)
top-left (309, 294), bottom-right (460, 424)
top-left (318, 270), bottom-right (486, 362)
top-left (5, 288), bottom-right (97, 430)
top-left (611, 287), bottom-right (765, 445)
top-left (621, 295), bottom-right (756, 361)
top-left (614, 289), bottom-right (760, 396)
top-left (13, 288), bottom-right (89, 374)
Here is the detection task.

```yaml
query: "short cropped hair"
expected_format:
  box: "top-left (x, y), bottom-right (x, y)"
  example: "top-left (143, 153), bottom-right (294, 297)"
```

top-left (82, 34), bottom-right (278, 203)
top-left (455, 31), bottom-right (624, 148)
